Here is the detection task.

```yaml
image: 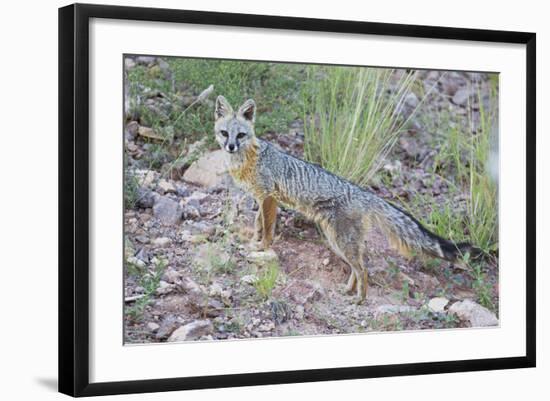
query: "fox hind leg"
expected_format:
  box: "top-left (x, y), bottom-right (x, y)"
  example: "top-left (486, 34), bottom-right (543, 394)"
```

top-left (344, 270), bottom-right (357, 294)
top-left (321, 218), bottom-right (368, 300)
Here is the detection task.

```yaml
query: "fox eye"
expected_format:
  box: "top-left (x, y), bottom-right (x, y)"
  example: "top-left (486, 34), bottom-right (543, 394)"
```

top-left (237, 132), bottom-right (246, 139)
top-left (220, 130), bottom-right (228, 138)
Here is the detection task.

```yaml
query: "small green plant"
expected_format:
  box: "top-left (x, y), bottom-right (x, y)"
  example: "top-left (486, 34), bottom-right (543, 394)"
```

top-left (470, 261), bottom-right (495, 311)
top-left (126, 258), bottom-right (168, 321)
top-left (400, 280), bottom-right (410, 302)
top-left (254, 262), bottom-right (280, 300)
top-left (124, 171), bottom-right (141, 209)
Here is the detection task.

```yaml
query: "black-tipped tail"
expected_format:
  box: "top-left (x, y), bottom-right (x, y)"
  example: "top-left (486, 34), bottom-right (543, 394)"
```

top-left (437, 238), bottom-right (484, 262)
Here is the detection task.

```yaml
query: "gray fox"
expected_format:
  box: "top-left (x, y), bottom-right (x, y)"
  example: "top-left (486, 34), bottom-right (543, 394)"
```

top-left (214, 95), bottom-right (479, 301)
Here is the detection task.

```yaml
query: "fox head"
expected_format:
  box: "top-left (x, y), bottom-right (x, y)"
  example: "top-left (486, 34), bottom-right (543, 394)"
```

top-left (214, 96), bottom-right (256, 154)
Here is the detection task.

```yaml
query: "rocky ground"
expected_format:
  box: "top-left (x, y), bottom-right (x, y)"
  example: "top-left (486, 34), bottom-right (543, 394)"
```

top-left (123, 56), bottom-right (499, 343)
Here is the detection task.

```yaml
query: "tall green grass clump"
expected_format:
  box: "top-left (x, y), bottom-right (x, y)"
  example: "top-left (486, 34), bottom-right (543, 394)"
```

top-left (426, 82), bottom-right (499, 254)
top-left (303, 66), bottom-right (419, 186)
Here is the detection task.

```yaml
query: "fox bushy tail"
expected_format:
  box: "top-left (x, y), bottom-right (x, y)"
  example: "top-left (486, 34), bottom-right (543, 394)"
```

top-left (368, 197), bottom-right (481, 262)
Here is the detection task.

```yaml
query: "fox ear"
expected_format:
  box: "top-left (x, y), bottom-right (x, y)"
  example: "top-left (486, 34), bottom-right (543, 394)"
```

top-left (238, 99), bottom-right (256, 123)
top-left (215, 96), bottom-right (233, 120)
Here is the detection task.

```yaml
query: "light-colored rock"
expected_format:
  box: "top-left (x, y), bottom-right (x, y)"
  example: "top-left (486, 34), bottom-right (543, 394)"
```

top-left (188, 191), bottom-right (209, 203)
top-left (124, 58), bottom-right (136, 69)
top-left (152, 237), bottom-right (171, 248)
top-left (183, 150), bottom-right (229, 188)
top-left (156, 280), bottom-right (174, 295)
top-left (182, 277), bottom-right (203, 295)
top-left (449, 299), bottom-right (498, 327)
top-left (161, 269), bottom-right (180, 283)
top-left (247, 249), bottom-right (279, 265)
top-left (428, 297), bottom-right (449, 313)
top-left (147, 322), bottom-right (160, 331)
top-left (241, 274), bottom-right (258, 285)
top-left (209, 282), bottom-right (224, 297)
top-left (322, 258), bottom-right (330, 266)
top-left (167, 320), bottom-right (213, 342)
top-left (405, 92), bottom-right (419, 108)
top-left (158, 179), bottom-right (177, 194)
top-left (153, 197), bottom-right (182, 225)
top-left (257, 321), bottom-right (275, 332)
top-left (126, 256), bottom-right (145, 268)
top-left (134, 169), bottom-right (159, 188)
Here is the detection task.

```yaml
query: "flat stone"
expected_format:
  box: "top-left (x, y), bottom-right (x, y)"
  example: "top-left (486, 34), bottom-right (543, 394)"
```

top-left (452, 87), bottom-right (471, 106)
top-left (152, 237), bottom-right (171, 248)
top-left (158, 179), bottom-right (177, 194)
top-left (428, 297), bottom-right (449, 313)
top-left (183, 150), bottom-right (229, 188)
top-left (153, 197), bottom-right (182, 225)
top-left (449, 299), bottom-right (498, 327)
top-left (247, 249), bottom-right (279, 265)
top-left (167, 320), bottom-right (213, 342)
top-left (147, 322), bottom-right (160, 331)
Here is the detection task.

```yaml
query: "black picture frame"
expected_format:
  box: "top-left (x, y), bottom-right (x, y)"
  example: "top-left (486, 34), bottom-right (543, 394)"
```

top-left (59, 3), bottom-right (536, 397)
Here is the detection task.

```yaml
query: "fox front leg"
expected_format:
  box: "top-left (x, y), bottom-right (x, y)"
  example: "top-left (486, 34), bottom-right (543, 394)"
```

top-left (252, 208), bottom-right (263, 243)
top-left (260, 196), bottom-right (278, 250)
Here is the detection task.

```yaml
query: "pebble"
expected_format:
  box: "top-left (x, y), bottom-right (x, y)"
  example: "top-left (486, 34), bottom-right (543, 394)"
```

top-left (167, 320), bottom-right (214, 342)
top-left (152, 237), bottom-right (171, 248)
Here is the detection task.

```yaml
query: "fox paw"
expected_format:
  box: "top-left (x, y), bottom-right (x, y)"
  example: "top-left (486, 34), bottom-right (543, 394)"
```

top-left (351, 295), bottom-right (366, 305)
top-left (340, 285), bottom-right (356, 296)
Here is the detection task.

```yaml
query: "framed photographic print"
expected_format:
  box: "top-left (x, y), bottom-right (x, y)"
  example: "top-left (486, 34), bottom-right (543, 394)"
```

top-left (58, 3), bottom-right (536, 397)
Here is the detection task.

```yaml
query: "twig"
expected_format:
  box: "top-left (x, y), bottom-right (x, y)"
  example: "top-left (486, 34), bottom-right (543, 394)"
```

top-left (124, 294), bottom-right (146, 303)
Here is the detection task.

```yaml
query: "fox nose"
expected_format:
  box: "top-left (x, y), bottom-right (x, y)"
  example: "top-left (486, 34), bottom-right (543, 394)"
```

top-left (228, 143), bottom-right (235, 152)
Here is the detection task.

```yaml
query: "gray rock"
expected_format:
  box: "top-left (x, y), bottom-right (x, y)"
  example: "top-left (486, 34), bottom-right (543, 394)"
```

top-left (449, 299), bottom-right (498, 327)
top-left (134, 247), bottom-right (149, 263)
top-left (162, 269), bottom-right (180, 283)
top-left (182, 199), bottom-right (201, 219)
top-left (452, 87), bottom-right (471, 106)
top-left (135, 235), bottom-right (149, 244)
top-left (176, 184), bottom-right (191, 197)
top-left (125, 121), bottom-right (139, 140)
top-left (181, 277), bottom-right (203, 295)
top-left (188, 191), bottom-right (209, 203)
top-left (167, 320), bottom-right (213, 342)
top-left (153, 197), bottom-right (182, 225)
top-left (136, 56), bottom-right (156, 65)
top-left (156, 280), bottom-right (174, 295)
top-left (405, 92), bottom-right (419, 108)
top-left (136, 188), bottom-right (157, 209)
top-left (155, 316), bottom-right (179, 340)
top-left (183, 150), bottom-right (229, 188)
